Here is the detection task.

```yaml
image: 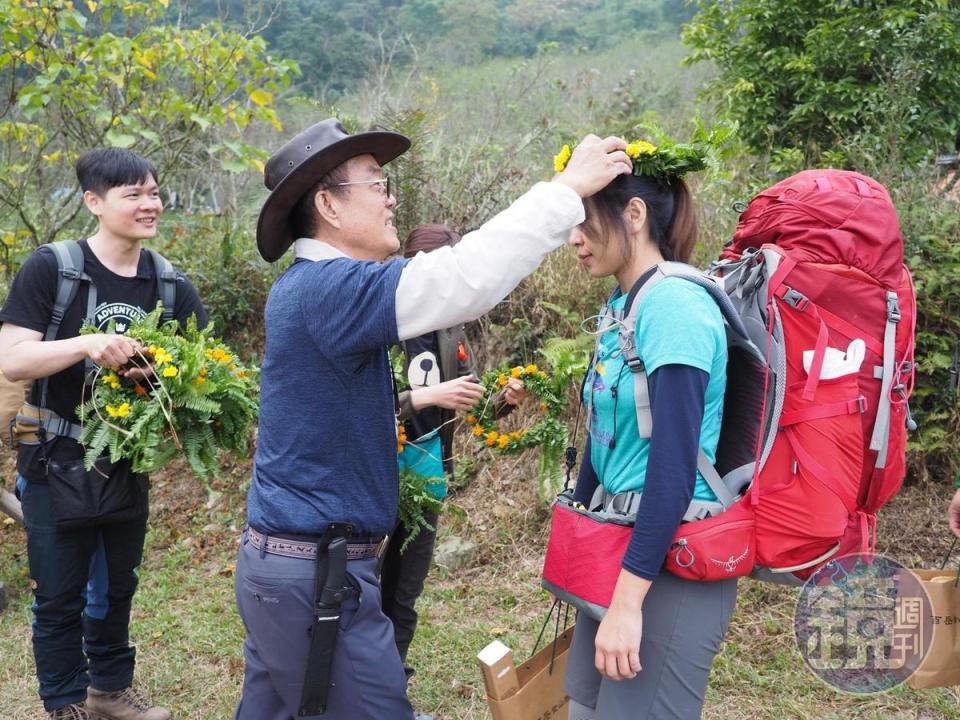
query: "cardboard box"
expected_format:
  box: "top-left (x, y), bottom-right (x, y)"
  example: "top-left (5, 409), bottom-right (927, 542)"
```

top-left (478, 626), bottom-right (573, 720)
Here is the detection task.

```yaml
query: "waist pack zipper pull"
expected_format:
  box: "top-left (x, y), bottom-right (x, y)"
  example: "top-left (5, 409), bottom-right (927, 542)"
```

top-left (673, 539), bottom-right (696, 568)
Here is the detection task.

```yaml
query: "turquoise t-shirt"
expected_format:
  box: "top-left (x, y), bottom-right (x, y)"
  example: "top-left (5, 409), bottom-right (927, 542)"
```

top-left (583, 277), bottom-right (727, 501)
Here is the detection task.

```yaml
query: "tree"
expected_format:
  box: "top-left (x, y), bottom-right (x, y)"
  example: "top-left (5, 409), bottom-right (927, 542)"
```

top-left (0, 0), bottom-right (297, 252)
top-left (683, 0), bottom-right (960, 165)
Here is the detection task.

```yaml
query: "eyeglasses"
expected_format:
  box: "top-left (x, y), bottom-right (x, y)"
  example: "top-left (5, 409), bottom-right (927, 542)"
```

top-left (329, 177), bottom-right (391, 197)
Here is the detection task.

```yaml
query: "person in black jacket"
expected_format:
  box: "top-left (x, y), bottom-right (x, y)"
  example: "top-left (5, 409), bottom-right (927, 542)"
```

top-left (384, 224), bottom-right (526, 676)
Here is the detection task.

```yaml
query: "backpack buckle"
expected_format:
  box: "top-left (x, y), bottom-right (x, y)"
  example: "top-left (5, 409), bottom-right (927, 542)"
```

top-left (886, 294), bottom-right (901, 324)
top-left (781, 287), bottom-right (809, 312)
top-left (59, 268), bottom-right (82, 281)
top-left (624, 355), bottom-right (644, 373)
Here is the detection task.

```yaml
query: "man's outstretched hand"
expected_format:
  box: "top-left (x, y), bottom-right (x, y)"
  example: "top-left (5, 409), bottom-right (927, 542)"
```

top-left (555, 134), bottom-right (633, 198)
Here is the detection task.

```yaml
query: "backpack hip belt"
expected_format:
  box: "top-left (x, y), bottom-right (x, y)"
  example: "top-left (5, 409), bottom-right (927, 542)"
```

top-left (13, 402), bottom-right (83, 444)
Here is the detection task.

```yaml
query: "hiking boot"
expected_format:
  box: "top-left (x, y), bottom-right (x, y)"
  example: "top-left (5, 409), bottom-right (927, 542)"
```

top-left (48, 703), bottom-right (88, 719)
top-left (86, 687), bottom-right (170, 720)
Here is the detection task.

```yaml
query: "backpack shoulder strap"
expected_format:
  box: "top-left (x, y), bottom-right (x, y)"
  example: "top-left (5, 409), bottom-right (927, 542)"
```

top-left (147, 249), bottom-right (177, 323)
top-left (619, 262), bottom-right (741, 510)
top-left (637, 262), bottom-right (751, 341)
top-left (44, 240), bottom-right (87, 342)
top-left (37, 240), bottom-right (96, 414)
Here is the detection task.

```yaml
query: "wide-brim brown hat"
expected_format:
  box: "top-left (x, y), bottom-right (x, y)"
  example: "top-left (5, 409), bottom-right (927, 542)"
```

top-left (256, 118), bottom-right (410, 262)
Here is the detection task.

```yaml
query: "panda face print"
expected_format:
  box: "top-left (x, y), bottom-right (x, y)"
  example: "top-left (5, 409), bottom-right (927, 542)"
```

top-left (408, 350), bottom-right (441, 388)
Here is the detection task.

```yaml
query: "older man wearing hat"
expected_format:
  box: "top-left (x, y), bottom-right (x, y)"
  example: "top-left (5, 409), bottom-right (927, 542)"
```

top-left (234, 118), bottom-right (630, 720)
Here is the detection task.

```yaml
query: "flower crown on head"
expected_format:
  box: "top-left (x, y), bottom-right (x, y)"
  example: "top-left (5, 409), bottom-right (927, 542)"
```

top-left (553, 137), bottom-right (708, 180)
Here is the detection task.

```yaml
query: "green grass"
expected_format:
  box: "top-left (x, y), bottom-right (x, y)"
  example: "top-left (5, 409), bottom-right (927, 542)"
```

top-left (1, 455), bottom-right (959, 719)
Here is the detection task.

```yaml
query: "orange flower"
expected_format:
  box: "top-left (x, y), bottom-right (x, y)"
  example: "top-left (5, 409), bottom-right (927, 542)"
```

top-left (466, 415), bottom-right (477, 424)
top-left (498, 435), bottom-right (510, 449)
top-left (473, 426), bottom-right (485, 437)
top-left (134, 384), bottom-right (148, 397)
top-left (540, 402), bottom-right (549, 413)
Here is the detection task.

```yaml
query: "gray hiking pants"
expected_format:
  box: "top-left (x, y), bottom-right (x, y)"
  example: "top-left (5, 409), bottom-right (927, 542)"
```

top-left (564, 570), bottom-right (738, 720)
top-left (233, 531), bottom-right (414, 720)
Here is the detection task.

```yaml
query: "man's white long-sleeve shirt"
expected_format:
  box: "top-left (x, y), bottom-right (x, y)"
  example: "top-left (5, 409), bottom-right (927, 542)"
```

top-left (293, 181), bottom-right (584, 339)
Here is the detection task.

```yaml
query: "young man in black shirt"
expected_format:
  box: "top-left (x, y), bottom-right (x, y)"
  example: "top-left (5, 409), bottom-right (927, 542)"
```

top-left (0, 148), bottom-right (206, 720)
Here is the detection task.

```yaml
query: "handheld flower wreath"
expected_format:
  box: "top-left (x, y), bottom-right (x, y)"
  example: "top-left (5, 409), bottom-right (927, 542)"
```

top-left (466, 363), bottom-right (566, 456)
top-left (78, 305), bottom-right (259, 479)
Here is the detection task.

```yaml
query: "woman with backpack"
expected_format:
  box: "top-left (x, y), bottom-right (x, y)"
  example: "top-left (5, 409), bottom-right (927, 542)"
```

top-left (560, 142), bottom-right (737, 719)
top-left (383, 223), bottom-right (527, 678)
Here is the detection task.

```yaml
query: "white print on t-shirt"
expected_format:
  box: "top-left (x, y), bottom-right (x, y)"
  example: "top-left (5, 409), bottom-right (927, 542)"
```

top-left (407, 350), bottom-right (441, 388)
top-left (95, 302), bottom-right (147, 334)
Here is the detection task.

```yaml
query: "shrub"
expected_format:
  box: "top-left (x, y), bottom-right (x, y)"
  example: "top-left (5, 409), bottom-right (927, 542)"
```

top-left (155, 214), bottom-right (278, 356)
top-left (684, 0), bottom-right (960, 165)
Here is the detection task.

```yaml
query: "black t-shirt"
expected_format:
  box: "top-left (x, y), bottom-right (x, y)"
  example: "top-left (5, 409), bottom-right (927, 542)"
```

top-left (0, 240), bottom-right (207, 480)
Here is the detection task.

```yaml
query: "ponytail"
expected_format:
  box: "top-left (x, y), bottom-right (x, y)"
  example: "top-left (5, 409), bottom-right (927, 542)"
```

top-left (666, 179), bottom-right (697, 264)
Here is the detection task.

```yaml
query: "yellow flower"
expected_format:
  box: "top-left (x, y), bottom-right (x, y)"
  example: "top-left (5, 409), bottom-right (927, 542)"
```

top-left (626, 140), bottom-right (657, 158)
top-left (473, 426), bottom-right (485, 437)
top-left (510, 431), bottom-right (522, 441)
top-left (524, 363), bottom-right (538, 374)
top-left (540, 402), bottom-right (549, 413)
top-left (101, 372), bottom-right (121, 390)
top-left (538, 370), bottom-right (547, 378)
top-left (553, 144), bottom-right (572, 173)
top-left (234, 369), bottom-right (248, 380)
top-left (106, 403), bottom-right (131, 419)
top-left (485, 430), bottom-right (499, 446)
top-left (204, 348), bottom-right (233, 364)
top-left (162, 366), bottom-right (179, 378)
top-left (498, 435), bottom-right (510, 449)
top-left (150, 346), bottom-right (172, 366)
top-left (510, 366), bottom-right (523, 378)
top-left (497, 373), bottom-right (508, 388)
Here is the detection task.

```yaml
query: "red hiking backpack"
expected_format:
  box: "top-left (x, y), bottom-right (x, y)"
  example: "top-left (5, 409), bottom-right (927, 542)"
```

top-left (542, 170), bottom-right (916, 613)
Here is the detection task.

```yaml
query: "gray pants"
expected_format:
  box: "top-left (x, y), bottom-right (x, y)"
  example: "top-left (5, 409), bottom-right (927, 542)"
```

top-left (234, 532), bottom-right (414, 720)
top-left (564, 571), bottom-right (738, 720)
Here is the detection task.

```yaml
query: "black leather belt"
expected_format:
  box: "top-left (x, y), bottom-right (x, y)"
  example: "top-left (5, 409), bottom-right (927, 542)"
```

top-left (246, 526), bottom-right (387, 561)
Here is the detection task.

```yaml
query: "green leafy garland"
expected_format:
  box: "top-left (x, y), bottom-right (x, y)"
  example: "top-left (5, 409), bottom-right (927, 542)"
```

top-left (77, 305), bottom-right (259, 479)
top-left (552, 122), bottom-right (737, 181)
top-left (466, 363), bottom-right (567, 494)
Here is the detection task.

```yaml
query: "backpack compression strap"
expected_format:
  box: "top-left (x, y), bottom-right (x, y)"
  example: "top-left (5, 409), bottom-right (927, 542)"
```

top-left (868, 291), bottom-right (901, 468)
